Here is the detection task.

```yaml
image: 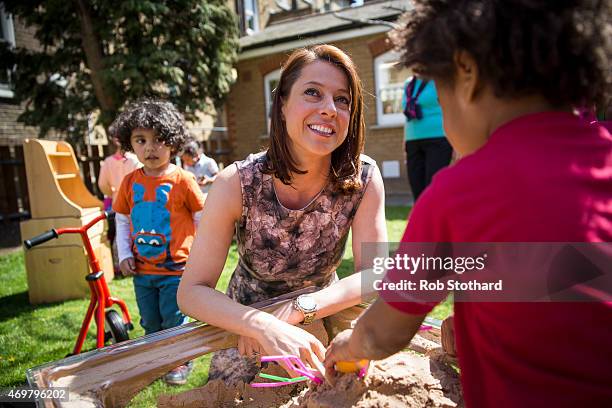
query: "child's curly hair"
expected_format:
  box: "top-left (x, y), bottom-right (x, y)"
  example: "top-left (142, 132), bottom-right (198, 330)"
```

top-left (112, 99), bottom-right (189, 154)
top-left (393, 0), bottom-right (611, 107)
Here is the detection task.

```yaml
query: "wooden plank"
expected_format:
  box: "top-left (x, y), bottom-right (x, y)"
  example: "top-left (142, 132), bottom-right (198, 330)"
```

top-left (28, 287), bottom-right (318, 408)
top-left (23, 245), bottom-right (91, 304)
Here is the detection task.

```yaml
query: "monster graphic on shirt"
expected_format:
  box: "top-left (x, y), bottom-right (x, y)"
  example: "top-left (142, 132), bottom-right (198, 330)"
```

top-left (130, 183), bottom-right (178, 269)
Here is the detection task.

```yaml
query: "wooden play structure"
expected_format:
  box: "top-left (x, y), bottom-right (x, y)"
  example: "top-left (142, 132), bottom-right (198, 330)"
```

top-left (19, 139), bottom-right (113, 304)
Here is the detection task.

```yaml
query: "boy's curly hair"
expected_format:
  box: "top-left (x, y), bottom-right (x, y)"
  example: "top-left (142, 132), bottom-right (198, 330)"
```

top-left (112, 99), bottom-right (189, 154)
top-left (393, 0), bottom-right (612, 107)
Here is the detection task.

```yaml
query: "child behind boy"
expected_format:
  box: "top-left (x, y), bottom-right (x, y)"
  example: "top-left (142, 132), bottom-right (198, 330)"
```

top-left (98, 130), bottom-right (142, 208)
top-left (112, 99), bottom-right (205, 385)
top-left (98, 128), bottom-right (142, 275)
top-left (325, 1), bottom-right (612, 407)
top-left (180, 140), bottom-right (219, 199)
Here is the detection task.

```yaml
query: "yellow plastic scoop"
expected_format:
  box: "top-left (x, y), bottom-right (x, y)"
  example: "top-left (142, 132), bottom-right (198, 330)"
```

top-left (335, 359), bottom-right (369, 374)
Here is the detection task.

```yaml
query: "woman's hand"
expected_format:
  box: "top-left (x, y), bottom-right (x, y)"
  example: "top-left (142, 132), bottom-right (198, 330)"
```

top-left (256, 318), bottom-right (326, 378)
top-left (270, 301), bottom-right (304, 326)
top-left (237, 335), bottom-right (263, 358)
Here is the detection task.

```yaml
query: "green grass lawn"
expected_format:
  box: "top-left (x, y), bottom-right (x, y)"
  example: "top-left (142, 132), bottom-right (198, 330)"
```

top-left (0, 206), bottom-right (451, 407)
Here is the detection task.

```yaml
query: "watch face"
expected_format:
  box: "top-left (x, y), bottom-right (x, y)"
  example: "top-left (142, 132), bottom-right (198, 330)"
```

top-left (297, 295), bottom-right (316, 312)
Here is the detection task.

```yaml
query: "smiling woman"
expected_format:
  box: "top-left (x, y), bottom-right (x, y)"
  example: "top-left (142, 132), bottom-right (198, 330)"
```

top-left (266, 45), bottom-right (365, 194)
top-left (178, 45), bottom-right (387, 385)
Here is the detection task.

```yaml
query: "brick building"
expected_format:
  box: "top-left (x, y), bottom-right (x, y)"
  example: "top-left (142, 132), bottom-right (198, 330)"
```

top-left (0, 5), bottom-right (41, 147)
top-left (228, 0), bottom-right (413, 200)
top-left (1, 1), bottom-right (416, 205)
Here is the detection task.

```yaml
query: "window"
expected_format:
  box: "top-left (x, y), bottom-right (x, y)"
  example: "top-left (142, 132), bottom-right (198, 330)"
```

top-left (264, 69), bottom-right (280, 135)
top-left (374, 51), bottom-right (411, 126)
top-left (0, 2), bottom-right (15, 98)
top-left (243, 0), bottom-right (259, 35)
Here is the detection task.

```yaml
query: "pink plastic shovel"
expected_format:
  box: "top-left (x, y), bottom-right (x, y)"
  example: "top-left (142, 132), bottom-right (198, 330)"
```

top-left (250, 355), bottom-right (324, 388)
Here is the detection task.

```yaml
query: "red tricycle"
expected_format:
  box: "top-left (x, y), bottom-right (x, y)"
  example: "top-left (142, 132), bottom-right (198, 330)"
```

top-left (24, 211), bottom-right (133, 355)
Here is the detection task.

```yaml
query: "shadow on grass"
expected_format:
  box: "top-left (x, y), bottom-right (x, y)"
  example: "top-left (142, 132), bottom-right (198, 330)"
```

top-left (0, 291), bottom-right (59, 323)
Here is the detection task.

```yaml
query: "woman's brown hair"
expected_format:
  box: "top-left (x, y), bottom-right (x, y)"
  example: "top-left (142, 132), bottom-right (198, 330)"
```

top-left (263, 44), bottom-right (365, 193)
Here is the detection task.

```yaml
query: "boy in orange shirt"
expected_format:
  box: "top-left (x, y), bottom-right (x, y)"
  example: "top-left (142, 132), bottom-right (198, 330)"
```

top-left (113, 99), bottom-right (205, 385)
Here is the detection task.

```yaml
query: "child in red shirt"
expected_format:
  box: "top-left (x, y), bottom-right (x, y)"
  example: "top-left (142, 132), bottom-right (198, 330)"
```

top-left (325, 1), bottom-right (612, 407)
top-left (113, 99), bottom-right (205, 385)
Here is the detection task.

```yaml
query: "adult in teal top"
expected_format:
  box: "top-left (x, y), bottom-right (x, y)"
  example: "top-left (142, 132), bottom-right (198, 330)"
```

top-left (402, 77), bottom-right (453, 201)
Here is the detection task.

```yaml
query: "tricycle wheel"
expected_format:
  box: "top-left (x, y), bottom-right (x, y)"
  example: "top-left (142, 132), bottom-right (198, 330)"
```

top-left (105, 309), bottom-right (129, 344)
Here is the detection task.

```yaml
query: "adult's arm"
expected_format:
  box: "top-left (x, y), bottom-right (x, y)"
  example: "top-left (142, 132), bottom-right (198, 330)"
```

top-left (178, 165), bottom-right (326, 372)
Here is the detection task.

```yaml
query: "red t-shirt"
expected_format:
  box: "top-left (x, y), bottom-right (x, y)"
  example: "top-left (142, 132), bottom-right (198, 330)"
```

top-left (386, 112), bottom-right (612, 407)
top-left (113, 167), bottom-right (205, 275)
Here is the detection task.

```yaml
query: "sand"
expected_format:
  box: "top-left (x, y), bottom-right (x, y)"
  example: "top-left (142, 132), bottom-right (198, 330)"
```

top-left (288, 352), bottom-right (462, 408)
top-left (158, 351), bottom-right (462, 408)
top-left (157, 364), bottom-right (306, 408)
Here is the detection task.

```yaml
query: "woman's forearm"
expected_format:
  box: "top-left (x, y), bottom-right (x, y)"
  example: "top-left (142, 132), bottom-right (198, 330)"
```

top-left (311, 272), bottom-right (368, 320)
top-left (177, 283), bottom-right (276, 339)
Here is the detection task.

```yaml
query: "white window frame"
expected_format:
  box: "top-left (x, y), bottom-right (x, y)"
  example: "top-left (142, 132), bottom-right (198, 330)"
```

top-left (264, 69), bottom-right (280, 135)
top-left (244, 0), bottom-right (259, 35)
top-left (0, 3), bottom-right (16, 98)
top-left (374, 50), bottom-right (410, 127)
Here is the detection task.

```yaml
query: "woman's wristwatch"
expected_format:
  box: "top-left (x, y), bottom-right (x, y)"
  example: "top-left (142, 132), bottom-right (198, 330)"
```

top-left (293, 294), bottom-right (317, 325)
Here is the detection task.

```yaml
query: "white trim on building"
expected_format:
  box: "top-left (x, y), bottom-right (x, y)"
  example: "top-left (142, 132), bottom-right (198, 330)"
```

top-left (239, 24), bottom-right (389, 61)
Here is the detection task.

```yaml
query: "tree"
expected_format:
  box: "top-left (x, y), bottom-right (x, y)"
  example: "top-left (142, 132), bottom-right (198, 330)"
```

top-left (0, 0), bottom-right (239, 142)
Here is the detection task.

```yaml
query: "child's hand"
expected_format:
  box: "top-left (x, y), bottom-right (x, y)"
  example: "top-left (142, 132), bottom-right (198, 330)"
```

top-left (120, 257), bottom-right (136, 276)
top-left (324, 329), bottom-right (359, 384)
